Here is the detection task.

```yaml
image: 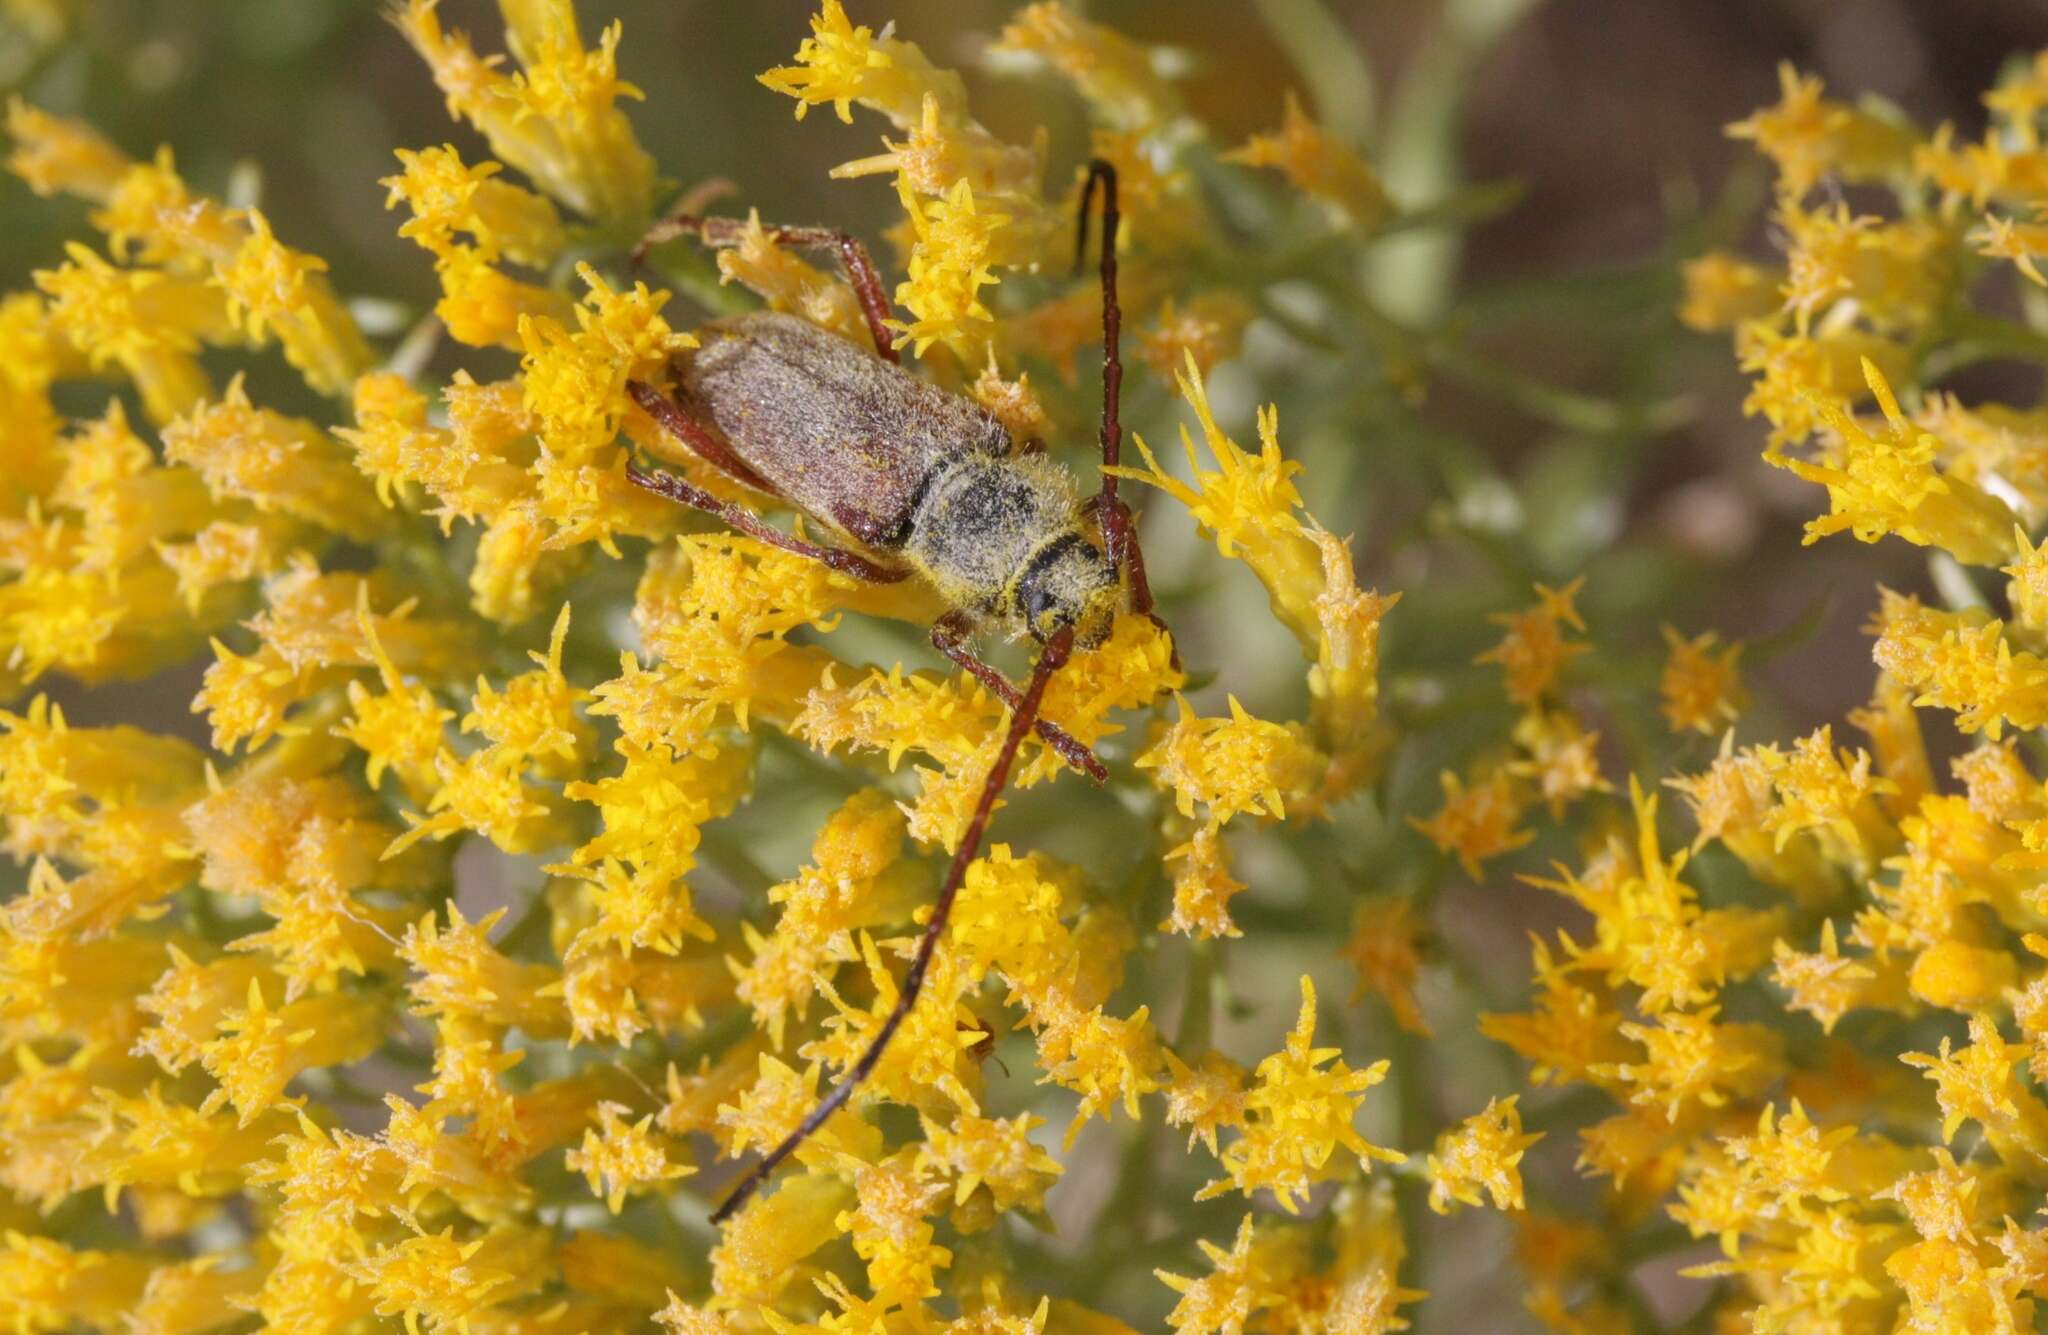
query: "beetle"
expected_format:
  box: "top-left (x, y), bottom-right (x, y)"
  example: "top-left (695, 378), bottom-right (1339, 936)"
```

top-left (625, 160), bottom-right (1160, 1223)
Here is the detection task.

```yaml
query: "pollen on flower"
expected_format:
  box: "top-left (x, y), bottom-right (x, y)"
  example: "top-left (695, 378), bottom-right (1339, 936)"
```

top-left (1195, 976), bottom-right (1400, 1213)
top-left (565, 1100), bottom-right (692, 1213)
top-left (1426, 1096), bottom-right (1542, 1214)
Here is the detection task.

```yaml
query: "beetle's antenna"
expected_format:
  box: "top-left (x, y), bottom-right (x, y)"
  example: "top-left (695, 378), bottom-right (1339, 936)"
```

top-left (1075, 160), bottom-right (1127, 573)
top-left (708, 626), bottom-right (1077, 1225)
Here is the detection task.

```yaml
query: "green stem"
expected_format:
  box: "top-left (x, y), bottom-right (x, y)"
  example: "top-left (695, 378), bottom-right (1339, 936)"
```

top-left (1920, 310), bottom-right (2048, 378)
top-left (1174, 938), bottom-right (1219, 1052)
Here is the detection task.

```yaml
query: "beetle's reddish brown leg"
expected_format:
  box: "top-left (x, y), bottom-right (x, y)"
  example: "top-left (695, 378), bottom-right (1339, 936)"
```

top-left (931, 611), bottom-right (1107, 783)
top-left (627, 460), bottom-right (908, 583)
top-left (709, 626), bottom-right (1076, 1225)
top-left (627, 374), bottom-right (782, 496)
top-left (632, 211), bottom-right (901, 365)
top-left (624, 387), bottom-right (910, 586)
top-left (631, 179), bottom-right (738, 267)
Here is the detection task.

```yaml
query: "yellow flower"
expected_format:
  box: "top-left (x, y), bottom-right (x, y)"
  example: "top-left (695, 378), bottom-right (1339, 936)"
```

top-left (433, 247), bottom-right (577, 351)
top-left (399, 904), bottom-right (567, 1037)
top-left (1735, 320), bottom-right (1911, 447)
top-left (916, 1108), bottom-right (1062, 1217)
top-left (839, 1151), bottom-right (950, 1310)
top-left (214, 211), bottom-right (374, 399)
top-left (160, 376), bottom-right (388, 541)
top-left (131, 1256), bottom-right (263, 1335)
top-left (10, 104), bottom-right (374, 398)
top-left (1777, 202), bottom-right (1955, 336)
top-left (4, 97), bottom-right (129, 199)
top-left (706, 1169), bottom-right (852, 1311)
top-left (1770, 920), bottom-right (1887, 1034)
top-left (1426, 1096), bottom-right (1542, 1214)
top-left (1593, 1006), bottom-right (1783, 1120)
top-left (196, 560), bottom-right (474, 753)
top-left (0, 1234), bottom-right (153, 1332)
top-left (1137, 292), bottom-right (1253, 384)
top-left (199, 981), bottom-right (386, 1126)
top-left (1139, 694), bottom-right (1321, 827)
top-left (1155, 1215), bottom-right (1279, 1335)
top-left (1116, 357), bottom-right (1397, 789)
top-left (1161, 1049), bottom-right (1249, 1157)
top-left (890, 176), bottom-right (1009, 358)
top-left (1195, 976), bottom-right (1400, 1213)
top-left (1508, 708), bottom-right (1611, 820)
top-left (181, 770), bottom-right (414, 995)
top-left (1769, 357), bottom-right (2018, 565)
top-left (1410, 766), bottom-right (1534, 879)
top-left (991, 4), bottom-right (1176, 131)
top-left (1677, 252), bottom-right (1782, 331)
top-left (565, 1100), bottom-right (692, 1213)
top-left (1909, 939), bottom-right (2018, 1013)
top-left (347, 1224), bottom-right (552, 1335)
top-left (1477, 579), bottom-right (1588, 707)
top-left (759, 0), bottom-right (948, 126)
top-left (1870, 588), bottom-right (2048, 741)
top-left (709, 211), bottom-right (874, 353)
top-left (1339, 895), bottom-right (1431, 1037)
top-left (382, 143), bottom-right (565, 267)
top-left (1659, 627), bottom-right (1747, 735)
top-left (33, 243), bottom-right (225, 426)
top-left (1224, 91), bottom-right (1391, 229)
top-left (396, 0), bottom-right (655, 223)
top-left (1902, 1014), bottom-right (2048, 1162)
top-left (1028, 989), bottom-right (1165, 1143)
top-left (1160, 824), bottom-right (1247, 941)
top-left (1725, 63), bottom-right (1915, 198)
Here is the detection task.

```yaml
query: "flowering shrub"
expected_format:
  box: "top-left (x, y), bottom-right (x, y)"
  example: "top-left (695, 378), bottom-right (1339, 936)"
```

top-left (7, 1), bottom-right (2048, 1331)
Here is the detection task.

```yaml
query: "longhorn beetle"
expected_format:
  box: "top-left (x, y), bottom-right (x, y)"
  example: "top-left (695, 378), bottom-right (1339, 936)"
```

top-left (625, 160), bottom-right (1158, 1223)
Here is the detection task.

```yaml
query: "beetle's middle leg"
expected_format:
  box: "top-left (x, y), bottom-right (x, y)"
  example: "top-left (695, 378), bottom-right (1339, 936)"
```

top-left (932, 611), bottom-right (1107, 783)
top-left (633, 207), bottom-right (900, 365)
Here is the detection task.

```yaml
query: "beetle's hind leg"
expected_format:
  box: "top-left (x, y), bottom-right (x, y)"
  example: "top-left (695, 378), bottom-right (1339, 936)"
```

top-left (626, 460), bottom-right (910, 584)
top-left (633, 204), bottom-right (900, 365)
top-left (932, 612), bottom-right (1107, 783)
top-left (625, 380), bottom-right (910, 584)
top-left (627, 376), bottom-right (782, 498)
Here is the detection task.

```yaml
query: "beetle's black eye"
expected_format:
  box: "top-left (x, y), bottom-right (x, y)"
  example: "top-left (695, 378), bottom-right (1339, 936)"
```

top-left (1020, 581), bottom-right (1057, 627)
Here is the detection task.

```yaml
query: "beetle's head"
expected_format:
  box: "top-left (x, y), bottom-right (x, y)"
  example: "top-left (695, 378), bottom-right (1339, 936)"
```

top-left (1015, 533), bottom-right (1118, 651)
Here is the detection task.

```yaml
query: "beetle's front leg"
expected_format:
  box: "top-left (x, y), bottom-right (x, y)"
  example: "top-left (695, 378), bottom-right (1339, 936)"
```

top-left (931, 612), bottom-right (1107, 784)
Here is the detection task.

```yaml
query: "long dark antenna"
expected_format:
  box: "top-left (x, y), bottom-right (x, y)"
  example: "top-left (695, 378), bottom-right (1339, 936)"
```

top-left (708, 627), bottom-right (1078, 1224)
top-left (1076, 160), bottom-right (1128, 574)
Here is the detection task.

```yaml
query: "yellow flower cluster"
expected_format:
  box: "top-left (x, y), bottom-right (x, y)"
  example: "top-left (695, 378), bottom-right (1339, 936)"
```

top-left (1398, 47), bottom-right (2048, 1333)
top-left (0, 3), bottom-right (1440, 1332)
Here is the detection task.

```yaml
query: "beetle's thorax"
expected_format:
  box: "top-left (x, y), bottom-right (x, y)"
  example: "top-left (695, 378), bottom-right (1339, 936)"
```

top-left (900, 452), bottom-right (1116, 645)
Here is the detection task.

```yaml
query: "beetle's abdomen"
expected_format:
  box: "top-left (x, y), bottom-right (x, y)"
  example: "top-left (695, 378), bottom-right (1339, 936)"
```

top-left (676, 312), bottom-right (1011, 549)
